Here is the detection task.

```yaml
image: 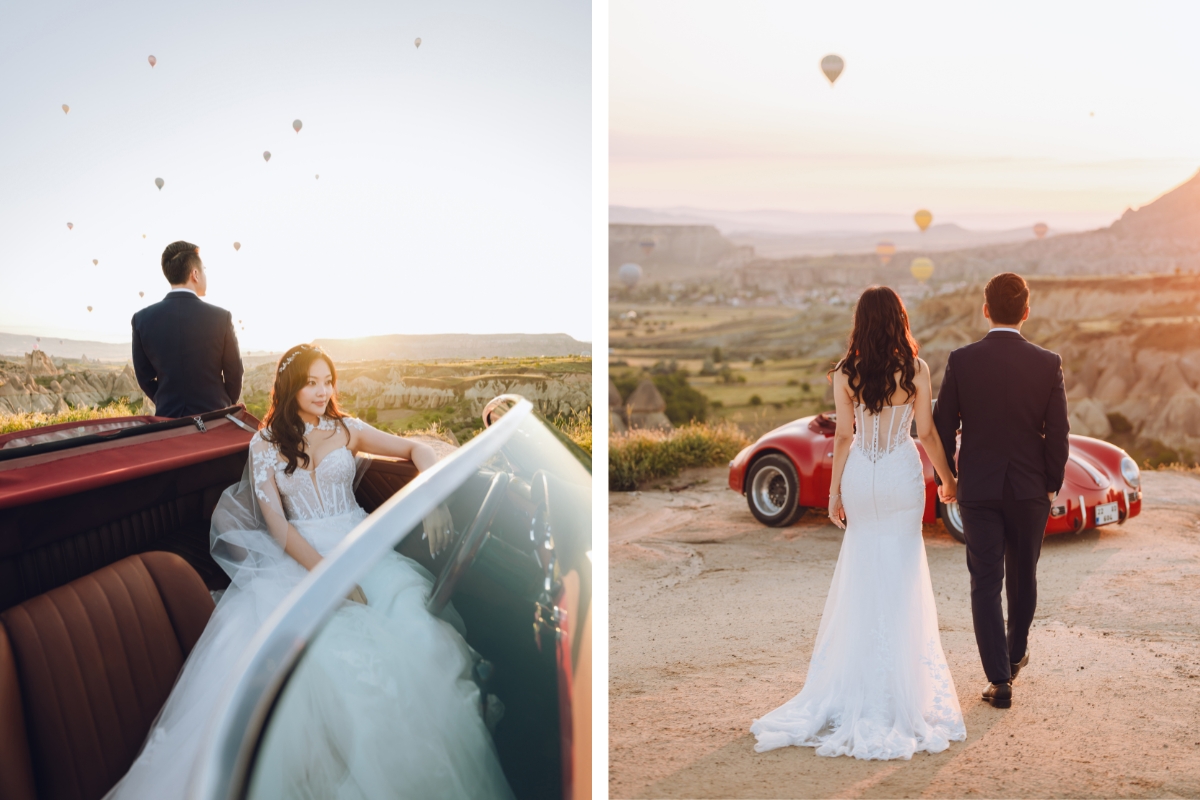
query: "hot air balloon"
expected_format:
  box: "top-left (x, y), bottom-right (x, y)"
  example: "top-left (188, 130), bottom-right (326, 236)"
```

top-left (233, 242), bottom-right (241, 251)
top-left (876, 241), bottom-right (896, 266)
top-left (87, 306), bottom-right (93, 312)
top-left (820, 54), bottom-right (844, 86)
top-left (148, 55), bottom-right (156, 67)
top-left (315, 174), bottom-right (319, 180)
top-left (62, 104), bottom-right (69, 114)
top-left (155, 177), bottom-right (164, 190)
top-left (1033, 222), bottom-right (1049, 239)
top-left (618, 263), bottom-right (642, 288)
top-left (910, 257), bottom-right (935, 283)
top-left (638, 239), bottom-right (655, 256)
top-left (139, 291), bottom-right (144, 298)
top-left (913, 209), bottom-right (932, 232)
top-left (67, 222), bottom-right (73, 231)
top-left (142, 234), bottom-right (146, 238)
top-left (293, 119), bottom-right (302, 133)
top-left (263, 151), bottom-right (271, 162)
top-left (415, 37), bottom-right (422, 48)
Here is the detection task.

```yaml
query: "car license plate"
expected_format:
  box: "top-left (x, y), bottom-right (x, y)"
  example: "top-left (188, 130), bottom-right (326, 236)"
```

top-left (1094, 502), bottom-right (1119, 526)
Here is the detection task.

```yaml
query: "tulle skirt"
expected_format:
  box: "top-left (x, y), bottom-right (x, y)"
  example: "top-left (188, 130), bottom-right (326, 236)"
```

top-left (750, 445), bottom-right (966, 760)
top-left (104, 510), bottom-right (514, 799)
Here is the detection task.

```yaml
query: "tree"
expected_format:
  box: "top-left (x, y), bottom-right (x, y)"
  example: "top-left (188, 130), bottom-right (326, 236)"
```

top-left (712, 346), bottom-right (723, 364)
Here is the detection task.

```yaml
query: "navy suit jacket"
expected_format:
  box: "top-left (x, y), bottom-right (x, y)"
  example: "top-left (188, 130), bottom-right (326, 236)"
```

top-left (131, 292), bottom-right (243, 418)
top-left (934, 330), bottom-right (1070, 503)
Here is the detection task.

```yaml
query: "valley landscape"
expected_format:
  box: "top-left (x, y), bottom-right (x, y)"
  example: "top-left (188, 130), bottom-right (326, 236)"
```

top-left (610, 169), bottom-right (1200, 465)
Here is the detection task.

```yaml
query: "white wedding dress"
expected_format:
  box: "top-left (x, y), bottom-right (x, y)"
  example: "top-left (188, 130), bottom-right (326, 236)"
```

top-left (750, 403), bottom-right (966, 760)
top-left (105, 416), bottom-right (514, 799)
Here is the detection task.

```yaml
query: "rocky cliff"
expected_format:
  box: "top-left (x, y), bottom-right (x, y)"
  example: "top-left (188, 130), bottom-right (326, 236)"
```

top-left (911, 274), bottom-right (1200, 460)
top-left (0, 358), bottom-right (148, 415)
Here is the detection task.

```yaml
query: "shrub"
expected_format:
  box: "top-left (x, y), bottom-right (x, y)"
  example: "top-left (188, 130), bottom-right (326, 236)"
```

top-left (0, 401), bottom-right (141, 435)
top-left (654, 371), bottom-right (708, 425)
top-left (711, 346), bottom-right (723, 364)
top-left (609, 421), bottom-right (750, 490)
top-left (749, 394), bottom-right (763, 406)
top-left (550, 407), bottom-right (592, 455)
top-left (786, 378), bottom-right (799, 386)
top-left (1107, 412), bottom-right (1134, 434)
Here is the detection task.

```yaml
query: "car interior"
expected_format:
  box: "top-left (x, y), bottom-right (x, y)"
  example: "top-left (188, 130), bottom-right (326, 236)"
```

top-left (0, 412), bottom-right (589, 800)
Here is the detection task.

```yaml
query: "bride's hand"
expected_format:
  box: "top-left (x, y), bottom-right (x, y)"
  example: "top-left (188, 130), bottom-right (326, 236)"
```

top-left (346, 584), bottom-right (368, 605)
top-left (828, 494), bottom-right (846, 529)
top-left (422, 503), bottom-right (455, 557)
top-left (939, 475), bottom-right (958, 503)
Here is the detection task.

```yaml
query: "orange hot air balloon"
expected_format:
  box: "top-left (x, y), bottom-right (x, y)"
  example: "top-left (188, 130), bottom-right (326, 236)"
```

top-left (415, 37), bottom-right (422, 48)
top-left (263, 151), bottom-right (271, 162)
top-left (62, 104), bottom-right (70, 114)
top-left (233, 242), bottom-right (241, 251)
top-left (155, 177), bottom-right (164, 190)
top-left (67, 222), bottom-right (73, 230)
top-left (820, 54), bottom-right (844, 86)
top-left (92, 259), bottom-right (98, 266)
top-left (293, 119), bottom-right (302, 133)
top-left (876, 241), bottom-right (896, 266)
top-left (148, 55), bottom-right (156, 67)
top-left (913, 209), bottom-right (933, 232)
top-left (1033, 222), bottom-right (1049, 239)
top-left (910, 257), bottom-right (935, 283)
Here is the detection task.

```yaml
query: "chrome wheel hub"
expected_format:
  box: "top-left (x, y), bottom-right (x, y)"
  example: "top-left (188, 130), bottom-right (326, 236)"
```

top-left (751, 466), bottom-right (789, 516)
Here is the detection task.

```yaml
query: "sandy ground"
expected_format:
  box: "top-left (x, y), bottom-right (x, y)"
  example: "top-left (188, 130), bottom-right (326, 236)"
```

top-left (609, 468), bottom-right (1200, 799)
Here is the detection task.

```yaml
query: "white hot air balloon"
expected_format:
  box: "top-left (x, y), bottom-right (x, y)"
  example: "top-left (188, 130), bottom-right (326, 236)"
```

top-left (618, 263), bottom-right (643, 288)
top-left (263, 151), bottom-right (271, 162)
top-left (155, 177), bottom-right (164, 190)
top-left (92, 259), bottom-right (98, 266)
top-left (139, 291), bottom-right (144, 298)
top-left (415, 37), bottom-right (422, 48)
top-left (293, 119), bottom-right (302, 133)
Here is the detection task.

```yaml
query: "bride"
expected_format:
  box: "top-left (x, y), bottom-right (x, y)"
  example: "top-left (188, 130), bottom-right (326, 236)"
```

top-left (750, 286), bottom-right (967, 761)
top-left (106, 343), bottom-right (514, 799)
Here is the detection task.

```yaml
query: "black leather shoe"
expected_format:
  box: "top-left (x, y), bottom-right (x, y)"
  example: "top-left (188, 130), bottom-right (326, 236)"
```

top-left (982, 681), bottom-right (1012, 708)
top-left (1010, 649), bottom-right (1030, 682)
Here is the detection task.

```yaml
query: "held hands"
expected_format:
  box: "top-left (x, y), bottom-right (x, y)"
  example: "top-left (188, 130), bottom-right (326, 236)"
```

top-left (938, 474), bottom-right (958, 504)
top-left (828, 493), bottom-right (846, 529)
top-left (422, 503), bottom-right (455, 558)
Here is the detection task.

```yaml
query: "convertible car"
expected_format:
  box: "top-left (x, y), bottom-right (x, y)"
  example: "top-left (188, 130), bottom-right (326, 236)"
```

top-left (0, 397), bottom-right (590, 800)
top-left (728, 411), bottom-right (1142, 542)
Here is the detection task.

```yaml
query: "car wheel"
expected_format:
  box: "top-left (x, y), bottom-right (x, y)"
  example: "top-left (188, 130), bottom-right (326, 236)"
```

top-left (939, 500), bottom-right (967, 544)
top-left (745, 454), bottom-right (803, 527)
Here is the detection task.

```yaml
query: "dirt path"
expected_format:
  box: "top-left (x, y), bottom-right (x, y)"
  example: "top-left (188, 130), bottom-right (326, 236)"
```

top-left (609, 468), bottom-right (1200, 799)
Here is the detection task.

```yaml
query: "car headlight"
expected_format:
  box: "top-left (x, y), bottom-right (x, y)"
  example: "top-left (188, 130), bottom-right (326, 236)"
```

top-left (1120, 455), bottom-right (1140, 488)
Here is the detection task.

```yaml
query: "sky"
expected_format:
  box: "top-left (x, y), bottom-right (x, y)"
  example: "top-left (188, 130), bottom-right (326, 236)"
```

top-left (0, 0), bottom-right (590, 349)
top-left (611, 0), bottom-right (1200, 231)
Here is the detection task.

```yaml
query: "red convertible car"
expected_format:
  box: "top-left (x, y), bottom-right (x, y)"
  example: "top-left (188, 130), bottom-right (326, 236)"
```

top-left (728, 411), bottom-right (1142, 541)
top-left (0, 399), bottom-right (590, 800)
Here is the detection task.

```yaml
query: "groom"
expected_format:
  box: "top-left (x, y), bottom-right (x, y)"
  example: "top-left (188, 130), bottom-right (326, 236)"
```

top-left (131, 241), bottom-right (243, 418)
top-left (934, 272), bottom-right (1070, 709)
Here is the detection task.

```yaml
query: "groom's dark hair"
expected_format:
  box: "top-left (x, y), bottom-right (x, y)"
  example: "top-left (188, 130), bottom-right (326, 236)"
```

top-left (162, 241), bottom-right (201, 285)
top-left (985, 272), bottom-right (1029, 325)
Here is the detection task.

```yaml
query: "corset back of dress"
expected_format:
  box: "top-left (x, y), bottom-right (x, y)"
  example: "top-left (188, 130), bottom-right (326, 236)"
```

top-left (853, 402), bottom-right (915, 462)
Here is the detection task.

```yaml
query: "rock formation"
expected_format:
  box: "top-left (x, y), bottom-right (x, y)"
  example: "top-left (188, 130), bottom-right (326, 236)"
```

top-left (626, 378), bottom-right (672, 431)
top-left (609, 379), bottom-right (628, 434)
top-left (0, 359), bottom-right (147, 416)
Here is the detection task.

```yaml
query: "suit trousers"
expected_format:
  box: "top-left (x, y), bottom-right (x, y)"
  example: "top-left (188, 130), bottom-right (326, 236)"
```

top-left (959, 486), bottom-right (1052, 685)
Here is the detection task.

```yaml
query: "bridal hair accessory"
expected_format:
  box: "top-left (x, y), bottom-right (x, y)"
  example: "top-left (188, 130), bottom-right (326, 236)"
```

top-left (278, 344), bottom-right (318, 373)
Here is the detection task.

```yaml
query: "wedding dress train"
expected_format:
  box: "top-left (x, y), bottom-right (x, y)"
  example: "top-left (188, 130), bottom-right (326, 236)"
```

top-left (750, 403), bottom-right (966, 760)
top-left (105, 417), bottom-right (514, 799)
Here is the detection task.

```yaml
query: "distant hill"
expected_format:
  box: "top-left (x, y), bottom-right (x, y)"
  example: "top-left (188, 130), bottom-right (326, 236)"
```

top-left (0, 333), bottom-right (131, 362)
top-left (313, 333), bottom-right (591, 361)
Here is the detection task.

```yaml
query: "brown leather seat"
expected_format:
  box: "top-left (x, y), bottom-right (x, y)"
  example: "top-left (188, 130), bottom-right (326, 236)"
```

top-left (0, 552), bottom-right (215, 800)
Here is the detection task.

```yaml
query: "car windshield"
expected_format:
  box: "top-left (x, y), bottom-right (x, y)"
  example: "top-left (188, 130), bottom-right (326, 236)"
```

top-left (191, 399), bottom-right (591, 799)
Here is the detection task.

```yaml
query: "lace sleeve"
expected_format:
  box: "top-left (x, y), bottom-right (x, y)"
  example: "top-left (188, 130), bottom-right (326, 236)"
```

top-left (341, 415), bottom-right (371, 431)
top-left (249, 433), bottom-right (290, 548)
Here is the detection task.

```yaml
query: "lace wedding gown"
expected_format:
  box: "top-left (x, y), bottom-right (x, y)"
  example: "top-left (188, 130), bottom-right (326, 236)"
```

top-left (750, 403), bottom-right (966, 760)
top-left (105, 416), bottom-right (514, 799)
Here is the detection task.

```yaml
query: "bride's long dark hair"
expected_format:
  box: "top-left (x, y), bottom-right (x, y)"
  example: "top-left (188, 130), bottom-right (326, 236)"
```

top-left (261, 344), bottom-right (347, 475)
top-left (832, 286), bottom-right (919, 414)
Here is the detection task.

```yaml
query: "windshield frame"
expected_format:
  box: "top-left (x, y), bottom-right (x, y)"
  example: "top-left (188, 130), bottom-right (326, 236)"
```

top-left (188, 398), bottom-right (535, 800)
